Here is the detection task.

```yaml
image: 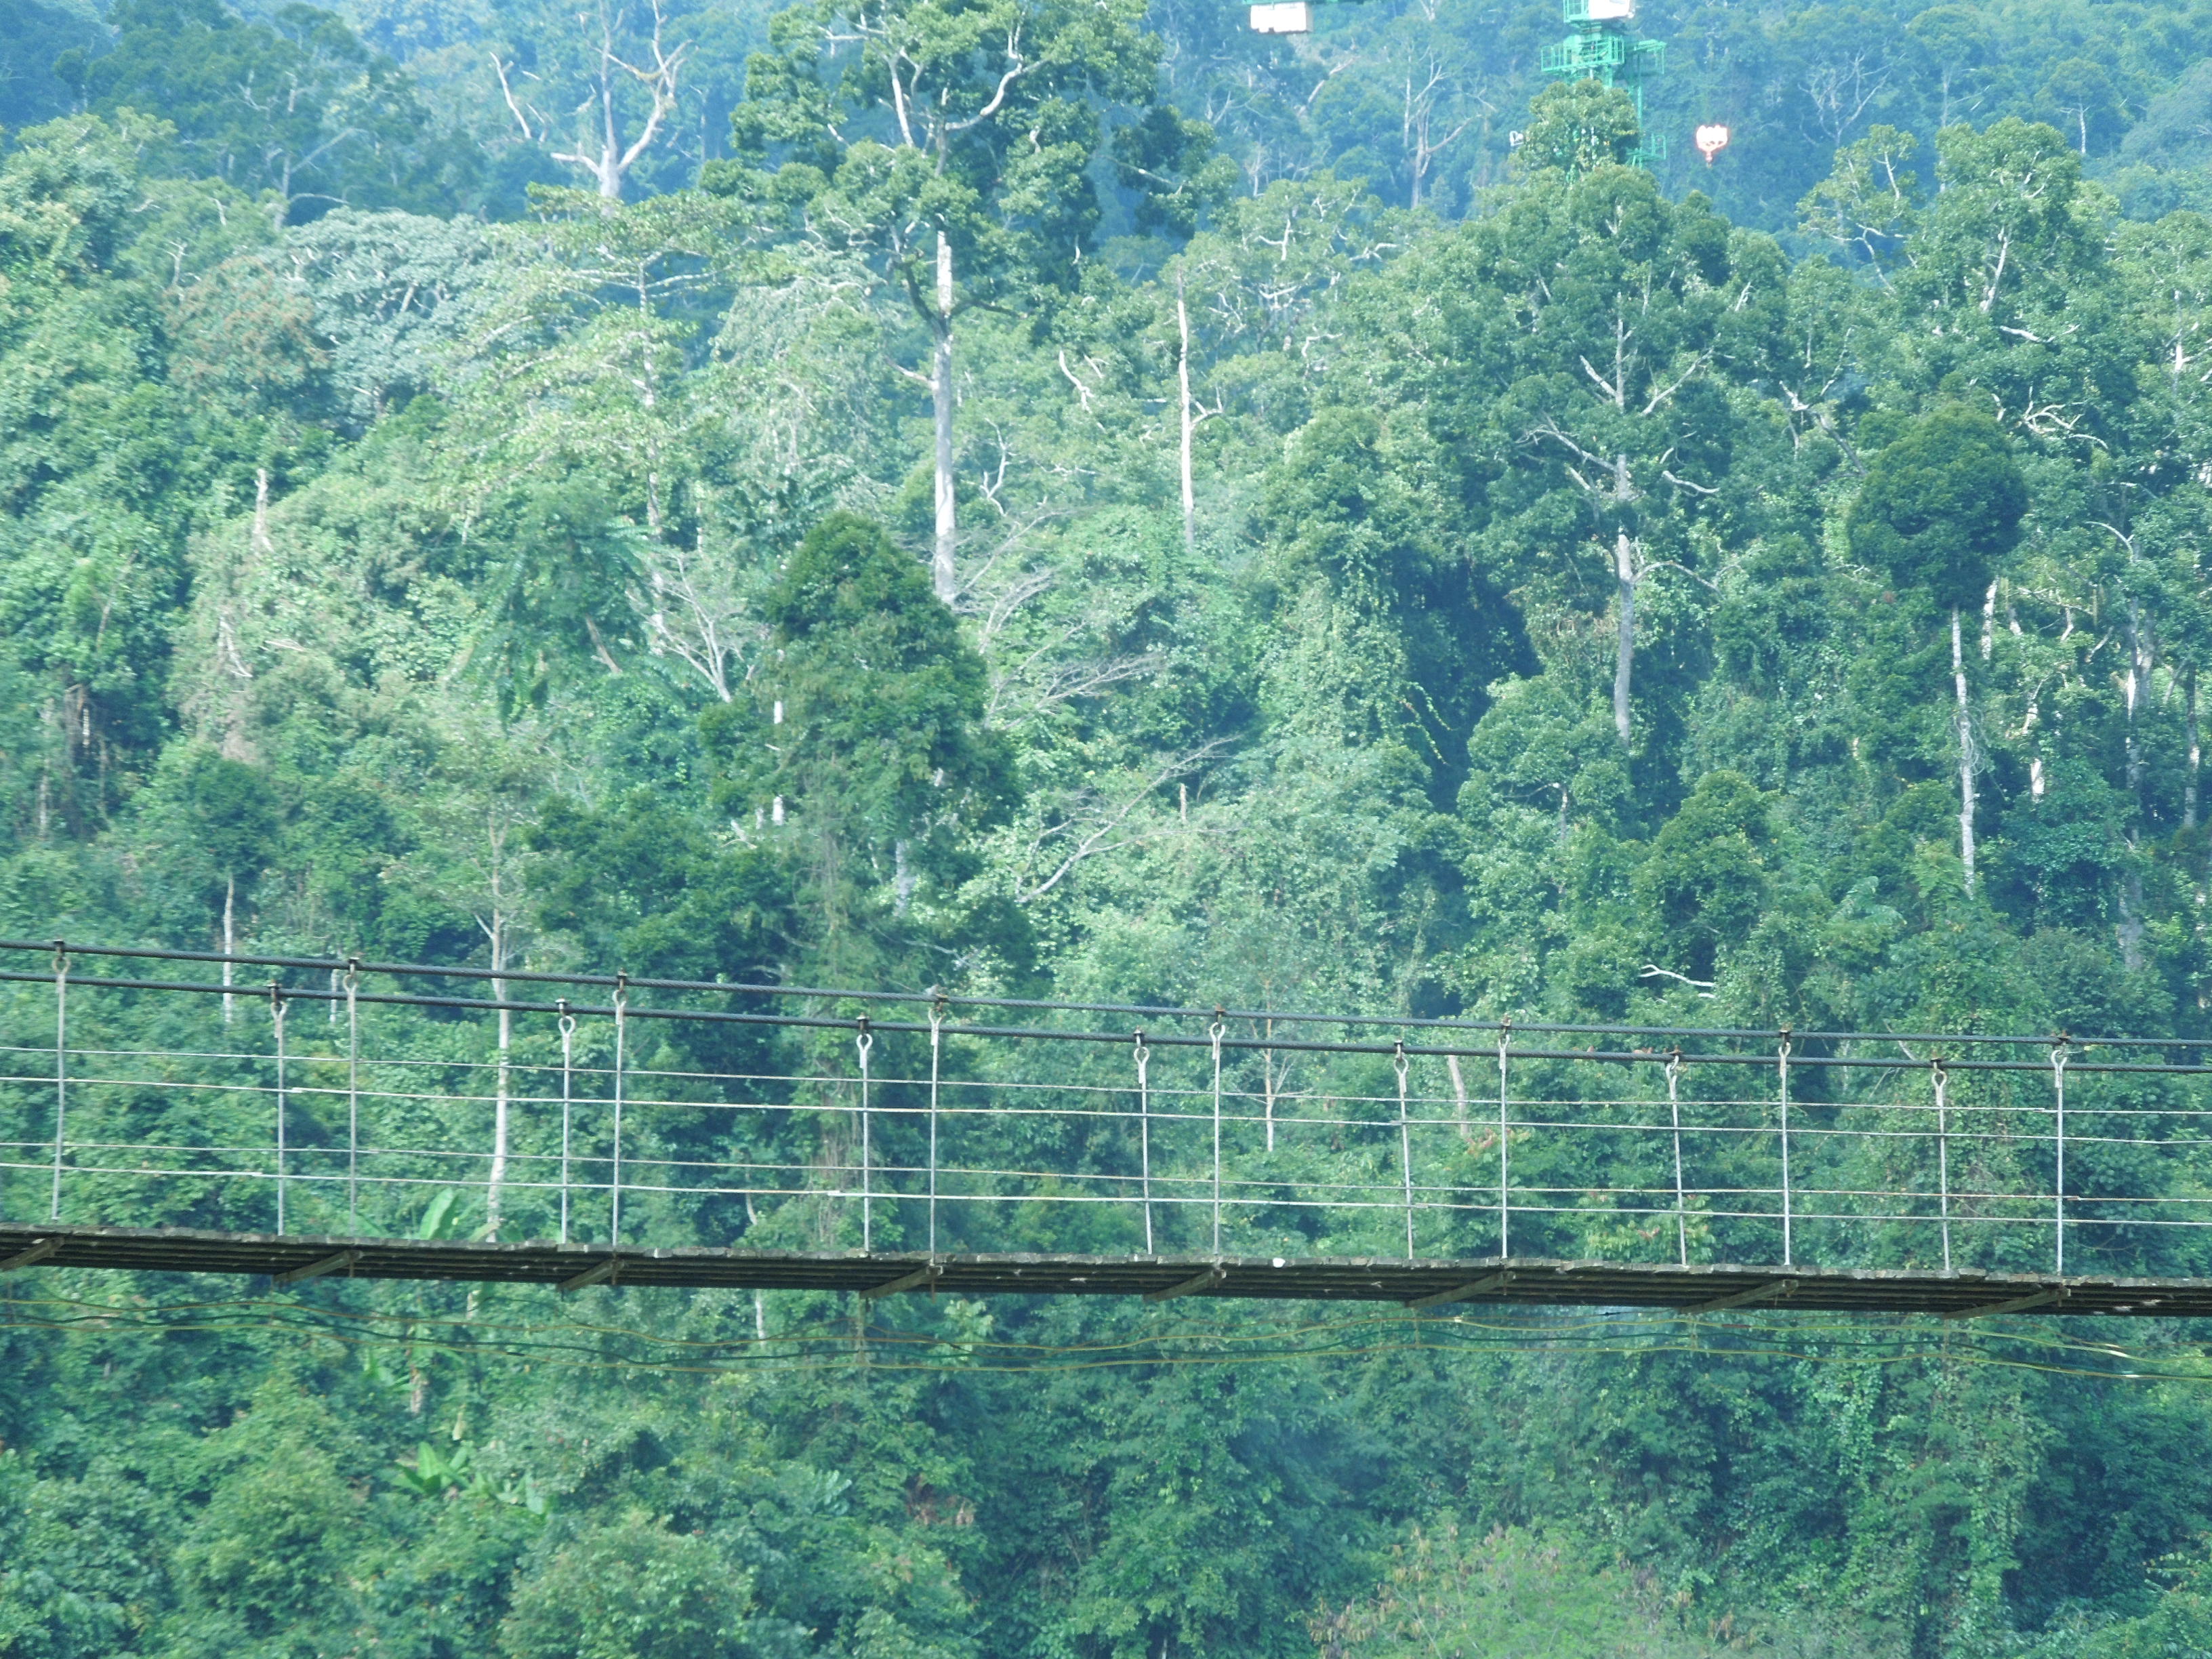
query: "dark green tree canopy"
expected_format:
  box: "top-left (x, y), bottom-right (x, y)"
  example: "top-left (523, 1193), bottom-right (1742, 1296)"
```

top-left (176, 749), bottom-right (280, 884)
top-left (707, 511), bottom-right (1008, 862)
top-left (1633, 769), bottom-right (1775, 977)
top-left (1846, 407), bottom-right (2028, 611)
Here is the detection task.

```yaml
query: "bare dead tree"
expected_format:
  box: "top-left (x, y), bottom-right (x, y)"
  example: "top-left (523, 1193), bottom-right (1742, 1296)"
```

top-left (1014, 742), bottom-right (1229, 904)
top-left (1176, 269), bottom-right (1225, 550)
top-left (494, 0), bottom-right (689, 201)
top-left (1800, 48), bottom-right (1893, 146)
top-left (636, 529), bottom-right (763, 703)
top-left (1400, 52), bottom-right (1479, 209)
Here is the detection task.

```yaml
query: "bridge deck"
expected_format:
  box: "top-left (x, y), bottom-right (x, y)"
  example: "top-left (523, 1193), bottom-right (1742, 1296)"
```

top-left (2, 1224), bottom-right (2206, 1316)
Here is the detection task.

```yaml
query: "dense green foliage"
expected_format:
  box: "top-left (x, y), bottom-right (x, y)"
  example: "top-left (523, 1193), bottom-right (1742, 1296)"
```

top-left (20, 0), bottom-right (2212, 1652)
top-left (1847, 409), bottom-right (2028, 613)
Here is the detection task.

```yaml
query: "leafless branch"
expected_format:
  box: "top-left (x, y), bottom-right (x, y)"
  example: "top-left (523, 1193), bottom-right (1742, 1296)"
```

top-left (1640, 964), bottom-right (1717, 991)
top-left (491, 53), bottom-right (537, 141)
top-left (945, 27), bottom-right (1029, 133)
top-left (1015, 741), bottom-right (1231, 903)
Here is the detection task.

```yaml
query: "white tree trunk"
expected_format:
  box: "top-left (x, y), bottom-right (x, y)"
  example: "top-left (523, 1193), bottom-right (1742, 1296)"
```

top-left (2193, 665), bottom-right (2207, 904)
top-left (597, 77), bottom-right (624, 199)
top-left (1953, 608), bottom-right (1976, 895)
top-left (222, 874), bottom-right (235, 1026)
top-left (1613, 530), bottom-right (1636, 747)
top-left (2187, 666), bottom-right (2200, 832)
top-left (932, 232), bottom-right (957, 602)
top-left (1177, 272), bottom-right (1196, 551)
top-left (2119, 602), bottom-right (2147, 968)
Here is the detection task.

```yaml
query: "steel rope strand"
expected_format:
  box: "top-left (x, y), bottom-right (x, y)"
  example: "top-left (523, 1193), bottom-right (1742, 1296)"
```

top-left (558, 1000), bottom-right (575, 1246)
top-left (2052, 1036), bottom-right (2070, 1273)
top-left (1498, 1019), bottom-right (1511, 1257)
top-left (1397, 1040), bottom-right (1414, 1260)
top-left (928, 998), bottom-right (943, 1255)
top-left (49, 941), bottom-right (66, 1221)
top-left (610, 974), bottom-right (628, 1245)
top-left (345, 960), bottom-right (360, 1229)
top-left (1212, 1013), bottom-right (1227, 1256)
top-left (1668, 1047), bottom-right (1686, 1267)
top-left (1135, 1029), bottom-right (1152, 1254)
top-left (1778, 1027), bottom-right (1793, 1266)
top-left (271, 983), bottom-right (288, 1235)
top-left (41, 937), bottom-right (2212, 1051)
top-left (857, 1018), bottom-right (874, 1253)
top-left (1933, 1057), bottom-right (1952, 1273)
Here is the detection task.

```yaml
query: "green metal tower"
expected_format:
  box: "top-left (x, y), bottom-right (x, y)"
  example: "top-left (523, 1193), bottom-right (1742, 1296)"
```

top-left (1538, 0), bottom-right (1666, 165)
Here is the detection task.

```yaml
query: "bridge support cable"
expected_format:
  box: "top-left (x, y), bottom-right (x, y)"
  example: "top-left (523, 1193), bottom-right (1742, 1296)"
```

top-left (610, 975), bottom-right (628, 1245)
top-left (344, 962), bottom-right (361, 1229)
top-left (271, 984), bottom-right (289, 1235)
top-left (1666, 1049), bottom-right (1686, 1267)
top-left (48, 943), bottom-right (64, 1222)
top-left (1395, 1042), bottom-right (1414, 1261)
top-left (1134, 1031), bottom-right (1152, 1254)
top-left (1497, 1021), bottom-right (1511, 1258)
top-left (1777, 1027), bottom-right (1793, 1266)
top-left (928, 1001), bottom-right (943, 1255)
top-left (14, 937), bottom-right (2212, 1313)
top-left (857, 1019), bottom-right (874, 1253)
top-left (1933, 1058), bottom-right (1952, 1273)
top-left (2053, 1037), bottom-right (2069, 1273)
top-left (556, 1002), bottom-right (576, 1246)
top-left (1212, 1017), bottom-right (1227, 1257)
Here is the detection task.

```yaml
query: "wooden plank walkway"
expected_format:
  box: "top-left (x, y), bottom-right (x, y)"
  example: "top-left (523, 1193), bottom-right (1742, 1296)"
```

top-left (2, 1223), bottom-right (2206, 1315)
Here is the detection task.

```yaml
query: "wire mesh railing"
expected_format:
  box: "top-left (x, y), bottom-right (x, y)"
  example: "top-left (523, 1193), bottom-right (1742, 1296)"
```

top-left (7, 940), bottom-right (2212, 1279)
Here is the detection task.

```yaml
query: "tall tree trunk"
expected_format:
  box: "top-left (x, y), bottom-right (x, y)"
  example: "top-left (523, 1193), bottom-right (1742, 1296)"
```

top-left (932, 232), bottom-right (956, 602)
top-left (1953, 608), bottom-right (1976, 895)
top-left (1613, 529), bottom-right (1636, 747)
top-left (1177, 271), bottom-right (1197, 552)
top-left (598, 78), bottom-right (623, 199)
top-left (2119, 601), bottom-right (2148, 969)
top-left (2186, 665), bottom-right (2200, 832)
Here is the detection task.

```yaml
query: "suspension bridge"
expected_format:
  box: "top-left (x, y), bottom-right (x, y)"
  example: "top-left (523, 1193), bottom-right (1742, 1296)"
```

top-left (5, 941), bottom-right (2212, 1317)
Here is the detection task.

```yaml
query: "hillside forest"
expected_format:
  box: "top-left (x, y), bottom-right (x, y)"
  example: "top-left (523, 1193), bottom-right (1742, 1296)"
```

top-left (16, 0), bottom-right (2212, 1652)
